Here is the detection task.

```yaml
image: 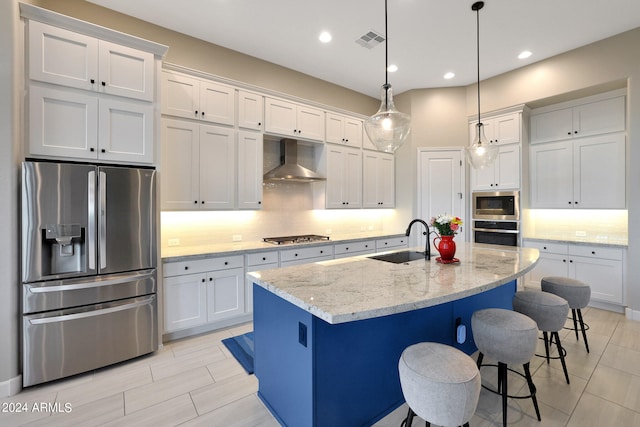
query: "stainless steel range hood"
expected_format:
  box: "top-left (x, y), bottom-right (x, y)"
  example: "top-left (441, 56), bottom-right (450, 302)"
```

top-left (263, 139), bottom-right (325, 182)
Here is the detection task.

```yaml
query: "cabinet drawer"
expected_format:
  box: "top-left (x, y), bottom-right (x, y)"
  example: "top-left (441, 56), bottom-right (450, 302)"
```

top-left (334, 241), bottom-right (375, 256)
top-left (375, 237), bottom-right (408, 251)
top-left (524, 240), bottom-right (568, 254)
top-left (163, 255), bottom-right (244, 277)
top-left (246, 251), bottom-right (279, 267)
top-left (280, 245), bottom-right (334, 263)
top-left (569, 245), bottom-right (623, 260)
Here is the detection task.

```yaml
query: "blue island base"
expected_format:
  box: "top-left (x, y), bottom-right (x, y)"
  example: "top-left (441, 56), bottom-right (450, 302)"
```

top-left (253, 281), bottom-right (516, 427)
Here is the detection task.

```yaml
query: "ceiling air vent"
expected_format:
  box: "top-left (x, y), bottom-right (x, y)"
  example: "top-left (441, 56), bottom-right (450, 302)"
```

top-left (355, 30), bottom-right (385, 49)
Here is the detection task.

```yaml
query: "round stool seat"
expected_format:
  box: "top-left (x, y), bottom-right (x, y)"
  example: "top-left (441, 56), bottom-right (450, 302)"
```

top-left (471, 308), bottom-right (538, 365)
top-left (398, 342), bottom-right (480, 427)
top-left (513, 290), bottom-right (569, 332)
top-left (541, 276), bottom-right (591, 309)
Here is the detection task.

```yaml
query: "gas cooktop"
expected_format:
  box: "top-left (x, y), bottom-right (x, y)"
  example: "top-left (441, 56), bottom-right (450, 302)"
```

top-left (263, 235), bottom-right (330, 245)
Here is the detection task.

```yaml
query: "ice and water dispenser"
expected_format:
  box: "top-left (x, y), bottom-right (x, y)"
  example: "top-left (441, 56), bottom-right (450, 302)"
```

top-left (42, 223), bottom-right (86, 276)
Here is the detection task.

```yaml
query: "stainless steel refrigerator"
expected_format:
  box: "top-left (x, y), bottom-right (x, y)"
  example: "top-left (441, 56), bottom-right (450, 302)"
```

top-left (21, 160), bottom-right (158, 387)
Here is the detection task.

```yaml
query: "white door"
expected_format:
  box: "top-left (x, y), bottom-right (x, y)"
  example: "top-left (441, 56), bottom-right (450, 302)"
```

top-left (206, 268), bottom-right (245, 322)
top-left (417, 149), bottom-right (465, 249)
top-left (98, 40), bottom-right (154, 101)
top-left (237, 130), bottom-right (264, 209)
top-left (199, 125), bottom-right (236, 209)
top-left (238, 91), bottom-right (264, 131)
top-left (161, 118), bottom-right (200, 210)
top-left (164, 273), bottom-right (207, 332)
top-left (98, 98), bottom-right (154, 164)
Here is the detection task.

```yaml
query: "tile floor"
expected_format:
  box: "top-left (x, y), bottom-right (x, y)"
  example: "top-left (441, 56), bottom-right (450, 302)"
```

top-left (2, 307), bottom-right (640, 426)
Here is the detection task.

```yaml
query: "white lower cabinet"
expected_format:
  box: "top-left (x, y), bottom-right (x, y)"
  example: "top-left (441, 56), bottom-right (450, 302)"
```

top-left (375, 236), bottom-right (408, 251)
top-left (245, 251), bottom-right (279, 313)
top-left (280, 245), bottom-right (334, 267)
top-left (334, 240), bottom-right (375, 259)
top-left (163, 255), bottom-right (244, 333)
top-left (523, 240), bottom-right (624, 306)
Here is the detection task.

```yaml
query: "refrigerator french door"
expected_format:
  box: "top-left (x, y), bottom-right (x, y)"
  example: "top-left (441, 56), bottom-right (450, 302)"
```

top-left (21, 161), bottom-right (158, 387)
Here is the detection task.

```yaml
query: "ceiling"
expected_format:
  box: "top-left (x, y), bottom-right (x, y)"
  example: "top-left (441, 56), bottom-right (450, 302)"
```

top-left (87, 0), bottom-right (640, 98)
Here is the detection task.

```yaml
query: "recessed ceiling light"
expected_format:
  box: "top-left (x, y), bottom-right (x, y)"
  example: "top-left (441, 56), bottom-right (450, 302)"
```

top-left (518, 50), bottom-right (532, 59)
top-left (444, 72), bottom-right (455, 79)
top-left (319, 31), bottom-right (332, 43)
top-left (387, 64), bottom-right (398, 72)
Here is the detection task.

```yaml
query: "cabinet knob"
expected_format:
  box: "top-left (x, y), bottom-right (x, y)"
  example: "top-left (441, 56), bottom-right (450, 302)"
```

top-left (201, 278), bottom-right (205, 282)
top-left (224, 261), bottom-right (228, 265)
top-left (194, 200), bottom-right (198, 204)
top-left (570, 260), bottom-right (573, 263)
top-left (101, 81), bottom-right (106, 86)
top-left (258, 201), bottom-right (262, 205)
top-left (568, 132), bottom-right (572, 135)
top-left (90, 147), bottom-right (95, 152)
top-left (195, 110), bottom-right (198, 116)
top-left (574, 131), bottom-right (578, 134)
top-left (563, 259), bottom-right (567, 263)
top-left (90, 79), bottom-right (95, 84)
top-left (185, 266), bottom-right (189, 270)
top-left (209, 277), bottom-right (213, 281)
top-left (202, 111), bottom-right (205, 117)
top-left (201, 201), bottom-right (205, 204)
top-left (365, 245), bottom-right (369, 248)
top-left (262, 257), bottom-right (266, 261)
top-left (592, 251), bottom-right (596, 255)
top-left (101, 149), bottom-right (106, 153)
top-left (543, 246), bottom-right (547, 250)
top-left (345, 247), bottom-right (349, 251)
top-left (575, 201), bottom-right (579, 205)
top-left (568, 201), bottom-right (572, 204)
top-left (320, 250), bottom-right (324, 254)
top-left (258, 122), bottom-right (262, 126)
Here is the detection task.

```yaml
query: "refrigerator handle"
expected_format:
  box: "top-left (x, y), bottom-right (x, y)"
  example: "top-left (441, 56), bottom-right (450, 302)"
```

top-left (87, 171), bottom-right (97, 270)
top-left (99, 171), bottom-right (107, 270)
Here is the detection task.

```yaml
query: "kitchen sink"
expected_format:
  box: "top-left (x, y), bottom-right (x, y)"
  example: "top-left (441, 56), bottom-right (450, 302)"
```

top-left (368, 251), bottom-right (427, 264)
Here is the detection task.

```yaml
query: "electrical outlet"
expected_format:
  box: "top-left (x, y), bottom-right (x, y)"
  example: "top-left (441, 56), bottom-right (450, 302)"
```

top-left (232, 234), bottom-right (242, 242)
top-left (168, 238), bottom-right (180, 247)
top-left (575, 231), bottom-right (587, 237)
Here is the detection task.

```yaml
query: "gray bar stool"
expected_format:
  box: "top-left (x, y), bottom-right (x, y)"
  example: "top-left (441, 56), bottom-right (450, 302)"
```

top-left (398, 342), bottom-right (481, 427)
top-left (471, 308), bottom-right (540, 427)
top-left (512, 290), bottom-right (571, 384)
top-left (541, 276), bottom-right (591, 353)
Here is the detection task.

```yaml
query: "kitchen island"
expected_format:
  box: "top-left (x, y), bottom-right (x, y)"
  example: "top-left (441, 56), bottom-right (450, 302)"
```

top-left (249, 242), bottom-right (539, 427)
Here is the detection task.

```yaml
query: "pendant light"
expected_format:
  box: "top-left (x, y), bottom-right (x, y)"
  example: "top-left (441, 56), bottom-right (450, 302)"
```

top-left (364, 0), bottom-right (411, 154)
top-left (465, 1), bottom-right (499, 169)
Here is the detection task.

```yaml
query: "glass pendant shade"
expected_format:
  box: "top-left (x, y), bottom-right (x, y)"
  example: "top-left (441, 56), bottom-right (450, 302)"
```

top-left (465, 122), bottom-right (499, 169)
top-left (364, 83), bottom-right (411, 153)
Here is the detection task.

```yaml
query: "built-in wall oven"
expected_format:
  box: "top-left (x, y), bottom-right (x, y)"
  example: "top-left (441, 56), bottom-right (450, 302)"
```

top-left (472, 191), bottom-right (520, 247)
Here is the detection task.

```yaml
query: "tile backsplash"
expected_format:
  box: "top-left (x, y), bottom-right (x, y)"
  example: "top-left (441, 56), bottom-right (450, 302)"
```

top-left (522, 209), bottom-right (628, 242)
top-left (161, 181), bottom-right (399, 252)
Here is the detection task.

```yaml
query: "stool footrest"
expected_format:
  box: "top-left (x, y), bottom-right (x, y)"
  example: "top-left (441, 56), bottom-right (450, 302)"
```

top-left (478, 364), bottom-right (537, 401)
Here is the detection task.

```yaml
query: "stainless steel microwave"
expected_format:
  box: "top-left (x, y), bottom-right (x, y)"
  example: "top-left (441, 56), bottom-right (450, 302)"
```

top-left (472, 191), bottom-right (520, 221)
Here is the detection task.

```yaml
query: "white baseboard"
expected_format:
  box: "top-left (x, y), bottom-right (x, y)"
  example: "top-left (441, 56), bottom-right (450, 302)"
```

top-left (625, 307), bottom-right (640, 321)
top-left (0, 374), bottom-right (22, 397)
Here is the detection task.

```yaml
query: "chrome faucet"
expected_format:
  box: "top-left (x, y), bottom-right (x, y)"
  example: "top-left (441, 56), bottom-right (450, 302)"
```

top-left (405, 219), bottom-right (431, 260)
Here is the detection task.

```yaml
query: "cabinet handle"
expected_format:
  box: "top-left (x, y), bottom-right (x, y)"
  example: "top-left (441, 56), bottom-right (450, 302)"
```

top-left (90, 148), bottom-right (95, 152)
top-left (101, 81), bottom-right (106, 86)
top-left (90, 79), bottom-right (95, 84)
top-left (201, 278), bottom-right (205, 282)
top-left (101, 149), bottom-right (106, 153)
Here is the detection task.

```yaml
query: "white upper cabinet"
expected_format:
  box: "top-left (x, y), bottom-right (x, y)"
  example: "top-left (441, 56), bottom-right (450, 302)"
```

top-left (363, 151), bottom-right (395, 208)
top-left (162, 71), bottom-right (235, 125)
top-left (237, 130), bottom-right (264, 209)
top-left (469, 113), bottom-right (521, 145)
top-left (325, 113), bottom-right (363, 148)
top-left (161, 118), bottom-right (235, 210)
top-left (237, 90), bottom-right (264, 131)
top-left (29, 21), bottom-right (154, 102)
top-left (324, 145), bottom-right (362, 209)
top-left (29, 84), bottom-right (153, 163)
top-left (264, 97), bottom-right (324, 142)
top-left (471, 144), bottom-right (520, 191)
top-left (530, 94), bottom-right (625, 144)
top-left (530, 134), bottom-right (625, 209)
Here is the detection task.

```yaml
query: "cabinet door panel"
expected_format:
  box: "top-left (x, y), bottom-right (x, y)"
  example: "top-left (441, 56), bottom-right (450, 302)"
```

top-left (325, 113), bottom-right (344, 144)
top-left (238, 91), bottom-right (264, 130)
top-left (344, 148), bottom-right (362, 207)
top-left (525, 253), bottom-right (569, 290)
top-left (206, 268), bottom-right (245, 322)
top-left (199, 81), bottom-right (235, 125)
top-left (99, 41), bottom-right (154, 101)
top-left (164, 274), bottom-right (207, 332)
top-left (529, 141), bottom-right (573, 208)
top-left (570, 257), bottom-right (623, 304)
top-left (28, 21), bottom-right (99, 91)
top-left (573, 97), bottom-right (625, 138)
top-left (162, 72), bottom-right (200, 119)
top-left (343, 118), bottom-right (363, 148)
top-left (378, 153), bottom-right (395, 207)
top-left (493, 115), bottom-right (520, 145)
top-left (496, 145), bottom-right (520, 189)
top-left (161, 119), bottom-right (200, 210)
top-left (264, 98), bottom-right (297, 136)
top-left (29, 85), bottom-right (98, 159)
top-left (296, 106), bottom-right (324, 142)
top-left (98, 98), bottom-right (154, 163)
top-left (237, 131), bottom-right (263, 209)
top-left (530, 108), bottom-right (573, 144)
top-left (573, 134), bottom-right (625, 208)
top-left (325, 145), bottom-right (347, 208)
top-left (199, 125), bottom-right (235, 209)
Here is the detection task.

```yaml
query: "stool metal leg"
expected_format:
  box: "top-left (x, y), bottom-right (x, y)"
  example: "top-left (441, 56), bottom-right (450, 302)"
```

top-left (553, 331), bottom-right (570, 384)
top-left (400, 407), bottom-right (415, 427)
top-left (542, 331), bottom-right (550, 364)
top-left (577, 309), bottom-right (590, 353)
top-left (571, 309), bottom-right (580, 341)
top-left (523, 362), bottom-right (541, 421)
top-left (499, 362), bottom-right (508, 427)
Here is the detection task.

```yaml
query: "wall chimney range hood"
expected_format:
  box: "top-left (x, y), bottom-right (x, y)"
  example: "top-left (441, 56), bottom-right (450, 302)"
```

top-left (263, 139), bottom-right (325, 182)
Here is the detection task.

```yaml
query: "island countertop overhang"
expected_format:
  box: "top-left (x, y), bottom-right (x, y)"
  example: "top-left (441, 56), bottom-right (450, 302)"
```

top-left (248, 242), bottom-right (540, 324)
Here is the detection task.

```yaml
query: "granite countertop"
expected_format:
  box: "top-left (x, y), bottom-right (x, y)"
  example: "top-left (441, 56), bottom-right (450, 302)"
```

top-left (161, 232), bottom-right (405, 262)
top-left (248, 242), bottom-right (540, 325)
top-left (523, 234), bottom-right (628, 248)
